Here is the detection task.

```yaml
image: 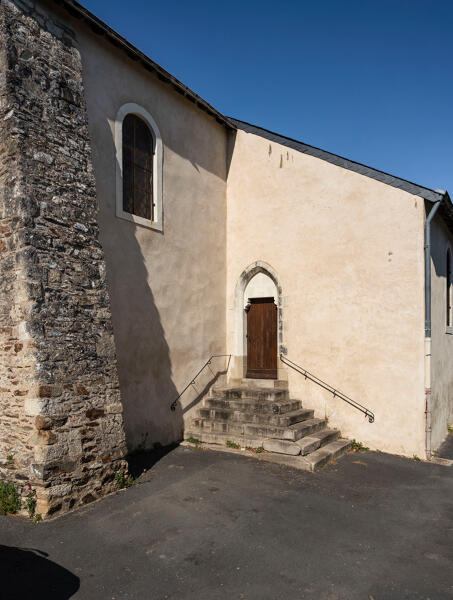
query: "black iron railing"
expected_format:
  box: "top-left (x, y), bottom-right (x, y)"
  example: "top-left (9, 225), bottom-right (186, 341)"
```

top-left (170, 354), bottom-right (231, 411)
top-left (280, 354), bottom-right (375, 423)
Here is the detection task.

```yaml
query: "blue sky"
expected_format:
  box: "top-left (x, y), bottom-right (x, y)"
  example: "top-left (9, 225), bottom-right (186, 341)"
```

top-left (82, 0), bottom-right (452, 193)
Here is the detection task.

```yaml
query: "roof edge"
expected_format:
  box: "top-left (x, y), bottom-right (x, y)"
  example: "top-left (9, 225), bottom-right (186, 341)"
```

top-left (51, 0), bottom-right (236, 130)
top-left (436, 192), bottom-right (453, 235)
top-left (230, 117), bottom-right (446, 204)
top-left (46, 0), bottom-right (449, 209)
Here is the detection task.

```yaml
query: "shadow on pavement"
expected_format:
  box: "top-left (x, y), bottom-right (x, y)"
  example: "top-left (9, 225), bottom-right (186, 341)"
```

top-left (126, 442), bottom-right (179, 479)
top-left (0, 544), bottom-right (79, 599)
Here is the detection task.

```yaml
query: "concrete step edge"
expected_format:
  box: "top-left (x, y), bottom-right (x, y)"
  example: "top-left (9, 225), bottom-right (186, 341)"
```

top-left (283, 418), bottom-right (327, 441)
top-left (262, 438), bottom-right (301, 456)
top-left (204, 398), bottom-right (303, 414)
top-left (185, 428), bottom-right (265, 448)
top-left (198, 407), bottom-right (313, 425)
top-left (304, 439), bottom-right (352, 471)
top-left (181, 439), bottom-right (313, 471)
top-left (191, 417), bottom-right (327, 441)
top-left (296, 429), bottom-right (340, 455)
top-left (211, 387), bottom-right (289, 400)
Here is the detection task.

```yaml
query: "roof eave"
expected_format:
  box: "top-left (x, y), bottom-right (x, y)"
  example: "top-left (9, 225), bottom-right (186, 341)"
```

top-left (230, 117), bottom-right (448, 205)
top-left (51, 0), bottom-right (236, 130)
top-left (432, 191), bottom-right (453, 234)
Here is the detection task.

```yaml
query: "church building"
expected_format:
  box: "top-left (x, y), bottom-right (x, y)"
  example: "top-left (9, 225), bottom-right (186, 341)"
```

top-left (1, 0), bottom-right (452, 517)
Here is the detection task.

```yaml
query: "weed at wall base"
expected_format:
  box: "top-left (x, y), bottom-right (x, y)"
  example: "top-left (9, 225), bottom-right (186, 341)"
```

top-left (226, 440), bottom-right (240, 449)
top-left (351, 440), bottom-right (370, 452)
top-left (114, 471), bottom-right (134, 489)
top-left (245, 446), bottom-right (264, 453)
top-left (0, 481), bottom-right (21, 515)
top-left (24, 487), bottom-right (37, 519)
top-left (186, 437), bottom-right (202, 445)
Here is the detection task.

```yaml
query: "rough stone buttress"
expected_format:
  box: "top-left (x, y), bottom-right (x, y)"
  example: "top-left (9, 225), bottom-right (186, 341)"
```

top-left (0, 0), bottom-right (127, 517)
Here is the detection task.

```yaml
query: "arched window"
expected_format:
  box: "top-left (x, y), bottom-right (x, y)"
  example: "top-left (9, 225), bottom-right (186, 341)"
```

top-left (122, 114), bottom-right (153, 220)
top-left (115, 103), bottom-right (163, 231)
top-left (447, 249), bottom-right (452, 328)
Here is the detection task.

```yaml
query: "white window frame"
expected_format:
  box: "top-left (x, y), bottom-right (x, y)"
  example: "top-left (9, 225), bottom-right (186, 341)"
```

top-left (115, 103), bottom-right (163, 231)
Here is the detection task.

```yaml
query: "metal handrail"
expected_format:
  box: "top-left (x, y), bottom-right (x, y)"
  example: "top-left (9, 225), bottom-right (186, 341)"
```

top-left (170, 354), bottom-right (231, 411)
top-left (280, 354), bottom-right (375, 423)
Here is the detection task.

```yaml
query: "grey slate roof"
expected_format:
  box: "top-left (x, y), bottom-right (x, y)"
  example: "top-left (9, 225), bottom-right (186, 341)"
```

top-left (230, 118), bottom-right (453, 232)
top-left (53, 0), bottom-right (451, 222)
top-left (230, 118), bottom-right (447, 205)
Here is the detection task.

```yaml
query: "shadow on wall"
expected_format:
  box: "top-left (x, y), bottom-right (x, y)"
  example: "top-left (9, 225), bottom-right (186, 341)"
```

top-left (91, 111), bottom-right (233, 452)
top-left (101, 212), bottom-right (183, 451)
top-left (180, 355), bottom-right (231, 415)
top-left (0, 545), bottom-right (79, 599)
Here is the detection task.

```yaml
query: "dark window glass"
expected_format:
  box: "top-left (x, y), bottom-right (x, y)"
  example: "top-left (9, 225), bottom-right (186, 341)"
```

top-left (122, 114), bottom-right (153, 220)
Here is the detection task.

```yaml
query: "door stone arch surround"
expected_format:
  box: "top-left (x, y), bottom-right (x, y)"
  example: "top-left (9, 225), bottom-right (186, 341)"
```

top-left (232, 261), bottom-right (286, 380)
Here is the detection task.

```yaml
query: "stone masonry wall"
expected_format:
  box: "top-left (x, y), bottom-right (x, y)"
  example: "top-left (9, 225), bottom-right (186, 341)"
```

top-left (0, 0), bottom-right (127, 517)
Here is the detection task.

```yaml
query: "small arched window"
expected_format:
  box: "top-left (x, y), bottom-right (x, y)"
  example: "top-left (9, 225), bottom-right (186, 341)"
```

top-left (447, 249), bottom-right (452, 328)
top-left (115, 103), bottom-right (163, 231)
top-left (122, 114), bottom-right (153, 220)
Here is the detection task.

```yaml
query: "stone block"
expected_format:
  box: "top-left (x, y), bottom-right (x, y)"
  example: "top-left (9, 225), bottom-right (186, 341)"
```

top-left (34, 415), bottom-right (52, 430)
top-left (86, 408), bottom-right (105, 421)
top-left (30, 430), bottom-right (57, 445)
top-left (36, 384), bottom-right (63, 398)
top-left (18, 321), bottom-right (31, 340)
top-left (44, 482), bottom-right (72, 499)
top-left (24, 397), bottom-right (47, 416)
top-left (263, 439), bottom-right (301, 456)
top-left (0, 0), bottom-right (126, 517)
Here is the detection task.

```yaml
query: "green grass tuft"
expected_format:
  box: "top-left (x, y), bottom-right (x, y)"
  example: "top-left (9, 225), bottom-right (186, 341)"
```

top-left (245, 445), bottom-right (264, 453)
top-left (186, 437), bottom-right (202, 445)
top-left (226, 440), bottom-right (240, 449)
top-left (351, 440), bottom-right (370, 452)
top-left (25, 488), bottom-right (37, 519)
top-left (0, 481), bottom-right (21, 515)
top-left (114, 471), bottom-right (134, 489)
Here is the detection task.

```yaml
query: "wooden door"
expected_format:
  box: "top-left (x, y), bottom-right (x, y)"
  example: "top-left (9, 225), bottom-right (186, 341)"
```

top-left (246, 297), bottom-right (277, 379)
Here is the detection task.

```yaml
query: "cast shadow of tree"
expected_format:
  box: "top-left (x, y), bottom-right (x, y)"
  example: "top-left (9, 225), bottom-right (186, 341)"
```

top-left (0, 545), bottom-right (79, 599)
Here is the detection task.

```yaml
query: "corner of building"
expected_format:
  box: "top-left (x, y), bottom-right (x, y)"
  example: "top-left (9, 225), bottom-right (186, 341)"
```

top-left (0, 0), bottom-right (127, 518)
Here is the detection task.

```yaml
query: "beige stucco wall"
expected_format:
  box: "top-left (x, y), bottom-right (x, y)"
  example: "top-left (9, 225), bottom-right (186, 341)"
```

top-left (244, 273), bottom-right (278, 306)
top-left (24, 0), bottom-right (435, 458)
top-left (66, 18), bottom-right (228, 449)
top-left (430, 211), bottom-right (453, 450)
top-left (226, 129), bottom-right (427, 457)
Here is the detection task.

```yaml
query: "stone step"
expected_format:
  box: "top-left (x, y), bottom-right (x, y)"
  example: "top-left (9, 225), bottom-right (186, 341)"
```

top-left (245, 418), bottom-right (327, 442)
top-left (190, 418), bottom-right (249, 436)
top-left (185, 429), bottom-right (352, 472)
top-left (211, 386), bottom-right (289, 402)
top-left (189, 382), bottom-right (350, 472)
top-left (230, 378), bottom-right (288, 390)
top-left (204, 397), bottom-right (302, 415)
top-left (185, 429), bottom-right (264, 448)
top-left (191, 417), bottom-right (327, 442)
top-left (262, 438), bottom-right (301, 455)
top-left (296, 428), bottom-right (340, 456)
top-left (301, 439), bottom-right (352, 471)
top-left (197, 407), bottom-right (314, 427)
top-left (261, 428), bottom-right (340, 456)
